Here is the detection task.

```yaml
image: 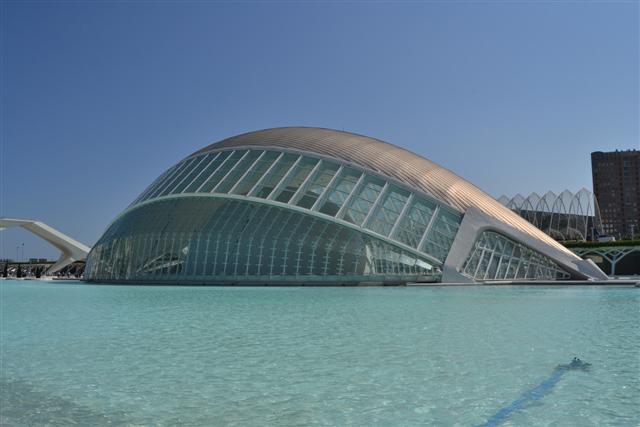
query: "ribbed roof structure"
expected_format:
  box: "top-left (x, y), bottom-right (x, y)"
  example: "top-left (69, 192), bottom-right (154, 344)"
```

top-left (498, 189), bottom-right (602, 241)
top-left (192, 127), bottom-right (576, 258)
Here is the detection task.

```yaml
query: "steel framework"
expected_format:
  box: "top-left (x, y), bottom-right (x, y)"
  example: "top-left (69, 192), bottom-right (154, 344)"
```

top-left (497, 189), bottom-right (602, 241)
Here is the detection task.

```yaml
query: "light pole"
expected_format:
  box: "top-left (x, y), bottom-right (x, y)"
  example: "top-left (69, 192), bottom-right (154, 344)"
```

top-left (21, 243), bottom-right (24, 262)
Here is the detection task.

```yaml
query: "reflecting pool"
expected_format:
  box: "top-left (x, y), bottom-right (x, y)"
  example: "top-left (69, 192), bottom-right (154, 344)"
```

top-left (1, 280), bottom-right (638, 426)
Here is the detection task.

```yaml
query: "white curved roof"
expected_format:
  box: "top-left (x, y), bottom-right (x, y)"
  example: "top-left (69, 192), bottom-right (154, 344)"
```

top-left (193, 127), bottom-right (577, 258)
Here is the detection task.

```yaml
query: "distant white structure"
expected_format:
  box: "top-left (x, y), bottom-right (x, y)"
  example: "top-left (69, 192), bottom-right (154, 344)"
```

top-left (497, 189), bottom-right (602, 242)
top-left (0, 218), bottom-right (90, 275)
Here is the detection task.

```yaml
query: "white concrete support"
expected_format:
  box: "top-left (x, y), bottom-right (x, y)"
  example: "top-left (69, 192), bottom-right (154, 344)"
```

top-left (0, 218), bottom-right (91, 275)
top-left (571, 246), bottom-right (639, 276)
top-left (441, 207), bottom-right (609, 283)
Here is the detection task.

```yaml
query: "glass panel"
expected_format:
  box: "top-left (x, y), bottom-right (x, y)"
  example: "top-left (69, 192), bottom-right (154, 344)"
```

top-left (485, 253), bottom-right (500, 280)
top-left (498, 245), bottom-right (513, 279)
top-left (463, 247), bottom-right (481, 277)
top-left (157, 157), bottom-right (200, 197)
top-left (185, 151), bottom-right (229, 193)
top-left (420, 209), bottom-right (462, 262)
top-left (199, 150), bottom-right (247, 193)
top-left (271, 157), bottom-right (319, 204)
top-left (214, 150), bottom-right (263, 194)
top-left (341, 175), bottom-right (385, 226)
top-left (394, 197), bottom-right (437, 248)
top-left (85, 197), bottom-right (441, 284)
top-left (146, 159), bottom-right (191, 200)
top-left (132, 164), bottom-right (177, 205)
top-left (230, 151), bottom-right (281, 196)
top-left (318, 168), bottom-right (362, 217)
top-left (461, 231), bottom-right (570, 281)
top-left (365, 185), bottom-right (410, 237)
top-left (295, 162), bottom-right (340, 209)
top-left (249, 153), bottom-right (299, 199)
top-left (172, 153), bottom-right (215, 194)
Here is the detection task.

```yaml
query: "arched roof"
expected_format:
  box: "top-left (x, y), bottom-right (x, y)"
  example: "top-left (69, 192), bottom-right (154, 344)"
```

top-left (192, 127), bottom-right (576, 257)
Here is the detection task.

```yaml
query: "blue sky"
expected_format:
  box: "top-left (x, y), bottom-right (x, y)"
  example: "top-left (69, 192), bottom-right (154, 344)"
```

top-left (1, 1), bottom-right (638, 260)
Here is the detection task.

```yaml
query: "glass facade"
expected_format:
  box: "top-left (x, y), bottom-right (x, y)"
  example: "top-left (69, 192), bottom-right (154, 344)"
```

top-left (87, 147), bottom-right (466, 284)
top-left (129, 149), bottom-right (461, 257)
top-left (461, 231), bottom-right (570, 281)
top-left (85, 198), bottom-right (438, 284)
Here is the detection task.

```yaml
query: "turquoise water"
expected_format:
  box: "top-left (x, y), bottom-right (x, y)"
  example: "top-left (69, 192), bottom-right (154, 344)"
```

top-left (1, 280), bottom-right (638, 426)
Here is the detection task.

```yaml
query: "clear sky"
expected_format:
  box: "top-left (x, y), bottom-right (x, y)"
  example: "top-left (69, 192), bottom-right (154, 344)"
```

top-left (1, 1), bottom-right (638, 260)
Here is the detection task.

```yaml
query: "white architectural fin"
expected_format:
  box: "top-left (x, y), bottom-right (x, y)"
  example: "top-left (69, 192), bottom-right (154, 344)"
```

top-left (0, 218), bottom-right (90, 275)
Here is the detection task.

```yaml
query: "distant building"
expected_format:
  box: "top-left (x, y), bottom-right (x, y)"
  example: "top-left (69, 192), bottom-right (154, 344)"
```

top-left (497, 189), bottom-right (602, 242)
top-left (591, 150), bottom-right (640, 239)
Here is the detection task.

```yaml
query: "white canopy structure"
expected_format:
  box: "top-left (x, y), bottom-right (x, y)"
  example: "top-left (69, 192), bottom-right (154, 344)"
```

top-left (497, 189), bottom-right (602, 241)
top-left (0, 218), bottom-right (90, 275)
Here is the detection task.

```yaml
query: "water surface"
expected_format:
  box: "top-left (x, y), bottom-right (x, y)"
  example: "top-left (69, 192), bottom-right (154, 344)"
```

top-left (1, 280), bottom-right (638, 426)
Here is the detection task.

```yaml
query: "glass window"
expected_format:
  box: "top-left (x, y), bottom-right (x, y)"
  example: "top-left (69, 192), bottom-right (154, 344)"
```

top-left (172, 153), bottom-right (216, 194)
top-left (214, 150), bottom-right (263, 194)
top-left (199, 150), bottom-right (247, 193)
top-left (185, 151), bottom-right (229, 193)
top-left (393, 197), bottom-right (437, 248)
top-left (230, 151), bottom-right (281, 196)
top-left (461, 231), bottom-right (570, 281)
top-left (157, 157), bottom-right (201, 197)
top-left (420, 209), bottom-right (462, 262)
top-left (341, 175), bottom-right (385, 226)
top-left (318, 168), bottom-right (362, 217)
top-left (86, 196), bottom-right (442, 284)
top-left (271, 157), bottom-right (319, 204)
top-left (295, 162), bottom-right (340, 209)
top-left (365, 185), bottom-right (410, 237)
top-left (147, 159), bottom-right (192, 200)
top-left (249, 153), bottom-right (299, 199)
top-left (133, 164), bottom-right (178, 205)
